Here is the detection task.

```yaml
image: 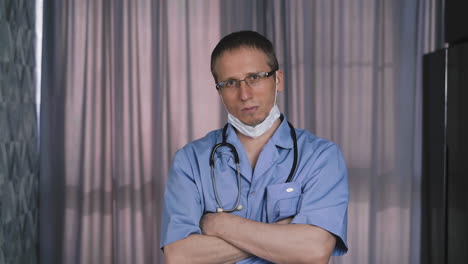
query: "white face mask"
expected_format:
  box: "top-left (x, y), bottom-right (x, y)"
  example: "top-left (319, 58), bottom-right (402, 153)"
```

top-left (228, 104), bottom-right (280, 138)
top-left (226, 77), bottom-right (280, 138)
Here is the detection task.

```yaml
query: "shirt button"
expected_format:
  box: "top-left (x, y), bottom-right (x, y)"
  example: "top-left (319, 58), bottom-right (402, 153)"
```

top-left (250, 191), bottom-right (256, 196)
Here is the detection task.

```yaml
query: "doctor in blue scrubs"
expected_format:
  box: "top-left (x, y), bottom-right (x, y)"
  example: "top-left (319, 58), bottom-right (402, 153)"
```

top-left (161, 31), bottom-right (349, 264)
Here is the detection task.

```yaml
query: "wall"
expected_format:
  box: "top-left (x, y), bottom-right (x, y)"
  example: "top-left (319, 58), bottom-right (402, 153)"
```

top-left (0, 0), bottom-right (38, 263)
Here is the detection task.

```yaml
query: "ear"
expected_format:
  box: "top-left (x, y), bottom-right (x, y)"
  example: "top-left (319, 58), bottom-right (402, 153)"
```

top-left (276, 70), bottom-right (284, 92)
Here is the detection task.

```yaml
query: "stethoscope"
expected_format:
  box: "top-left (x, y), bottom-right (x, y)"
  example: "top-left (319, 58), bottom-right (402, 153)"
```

top-left (209, 119), bottom-right (298, 213)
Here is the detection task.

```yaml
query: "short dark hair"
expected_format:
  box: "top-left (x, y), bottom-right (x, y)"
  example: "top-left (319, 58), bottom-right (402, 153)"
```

top-left (210, 30), bottom-right (279, 82)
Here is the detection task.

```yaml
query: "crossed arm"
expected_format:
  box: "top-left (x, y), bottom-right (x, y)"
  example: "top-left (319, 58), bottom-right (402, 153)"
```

top-left (163, 213), bottom-right (336, 264)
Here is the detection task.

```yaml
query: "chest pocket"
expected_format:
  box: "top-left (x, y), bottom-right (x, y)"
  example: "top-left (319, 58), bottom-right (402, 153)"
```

top-left (266, 182), bottom-right (302, 223)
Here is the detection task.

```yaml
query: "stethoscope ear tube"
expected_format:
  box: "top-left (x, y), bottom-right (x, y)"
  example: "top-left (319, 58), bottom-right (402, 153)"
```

top-left (209, 124), bottom-right (240, 166)
top-left (285, 121), bottom-right (298, 183)
top-left (209, 142), bottom-right (240, 167)
top-left (209, 124), bottom-right (242, 213)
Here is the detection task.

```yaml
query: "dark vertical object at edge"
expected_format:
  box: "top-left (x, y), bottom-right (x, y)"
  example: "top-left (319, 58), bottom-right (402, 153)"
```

top-left (422, 1), bottom-right (468, 263)
top-left (446, 42), bottom-right (468, 264)
top-left (421, 49), bottom-right (447, 264)
top-left (422, 42), bottom-right (468, 264)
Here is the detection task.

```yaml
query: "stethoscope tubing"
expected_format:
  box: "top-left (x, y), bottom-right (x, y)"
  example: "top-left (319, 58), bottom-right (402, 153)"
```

top-left (209, 120), bottom-right (298, 213)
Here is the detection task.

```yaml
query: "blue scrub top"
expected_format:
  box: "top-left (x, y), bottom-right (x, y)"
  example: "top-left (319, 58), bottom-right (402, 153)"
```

top-left (160, 116), bottom-right (349, 263)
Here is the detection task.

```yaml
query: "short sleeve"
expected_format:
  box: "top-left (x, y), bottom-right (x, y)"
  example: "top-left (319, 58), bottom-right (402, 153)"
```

top-left (290, 143), bottom-right (349, 256)
top-left (160, 148), bottom-right (203, 249)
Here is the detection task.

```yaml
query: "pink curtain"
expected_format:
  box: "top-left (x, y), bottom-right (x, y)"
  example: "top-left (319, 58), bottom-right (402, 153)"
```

top-left (41, 0), bottom-right (222, 263)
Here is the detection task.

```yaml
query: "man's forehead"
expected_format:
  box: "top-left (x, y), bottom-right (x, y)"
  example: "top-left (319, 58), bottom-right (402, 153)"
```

top-left (214, 47), bottom-right (270, 77)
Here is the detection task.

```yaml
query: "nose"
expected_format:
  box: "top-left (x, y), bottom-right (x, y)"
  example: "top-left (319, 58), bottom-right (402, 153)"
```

top-left (238, 80), bottom-right (252, 101)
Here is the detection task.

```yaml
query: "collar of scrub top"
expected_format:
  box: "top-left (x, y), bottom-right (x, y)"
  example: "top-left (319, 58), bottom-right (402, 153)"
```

top-left (268, 115), bottom-right (295, 149)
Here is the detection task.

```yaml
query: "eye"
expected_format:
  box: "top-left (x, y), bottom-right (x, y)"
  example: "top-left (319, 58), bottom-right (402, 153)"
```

top-left (225, 80), bottom-right (238, 87)
top-left (217, 81), bottom-right (226, 89)
top-left (249, 73), bottom-right (262, 80)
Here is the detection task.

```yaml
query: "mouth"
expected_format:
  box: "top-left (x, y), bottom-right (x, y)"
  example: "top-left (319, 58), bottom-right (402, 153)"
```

top-left (241, 106), bottom-right (258, 114)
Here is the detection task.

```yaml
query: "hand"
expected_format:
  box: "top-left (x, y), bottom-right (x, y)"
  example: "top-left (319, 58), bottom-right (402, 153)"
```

top-left (274, 217), bottom-right (293, 225)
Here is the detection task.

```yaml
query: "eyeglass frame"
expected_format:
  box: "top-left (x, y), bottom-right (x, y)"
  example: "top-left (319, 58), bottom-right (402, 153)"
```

top-left (215, 69), bottom-right (278, 91)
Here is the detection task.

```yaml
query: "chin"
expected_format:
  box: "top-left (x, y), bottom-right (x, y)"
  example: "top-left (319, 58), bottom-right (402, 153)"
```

top-left (242, 117), bottom-right (265, 127)
top-left (244, 122), bottom-right (260, 127)
top-left (233, 111), bottom-right (268, 126)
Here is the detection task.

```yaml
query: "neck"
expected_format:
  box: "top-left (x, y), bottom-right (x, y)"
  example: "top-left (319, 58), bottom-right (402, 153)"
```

top-left (236, 118), bottom-right (282, 168)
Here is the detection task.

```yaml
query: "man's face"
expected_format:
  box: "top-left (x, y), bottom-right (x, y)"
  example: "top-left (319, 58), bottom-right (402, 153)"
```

top-left (214, 47), bottom-right (283, 126)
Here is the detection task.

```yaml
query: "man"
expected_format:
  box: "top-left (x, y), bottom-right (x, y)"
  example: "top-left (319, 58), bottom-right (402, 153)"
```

top-left (161, 31), bottom-right (348, 264)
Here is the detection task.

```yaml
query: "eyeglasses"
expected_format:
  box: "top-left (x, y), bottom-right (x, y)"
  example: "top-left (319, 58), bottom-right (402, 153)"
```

top-left (216, 70), bottom-right (277, 92)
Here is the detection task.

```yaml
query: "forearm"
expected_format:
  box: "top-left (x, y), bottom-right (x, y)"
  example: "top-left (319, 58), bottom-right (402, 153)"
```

top-left (205, 214), bottom-right (335, 264)
top-left (163, 234), bottom-right (251, 264)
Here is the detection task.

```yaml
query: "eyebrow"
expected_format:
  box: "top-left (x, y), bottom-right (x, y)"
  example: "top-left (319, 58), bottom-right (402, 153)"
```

top-left (220, 71), bottom-right (268, 82)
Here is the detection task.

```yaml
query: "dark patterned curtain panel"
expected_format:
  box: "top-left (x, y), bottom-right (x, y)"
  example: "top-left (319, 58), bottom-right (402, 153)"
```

top-left (0, 0), bottom-right (38, 263)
